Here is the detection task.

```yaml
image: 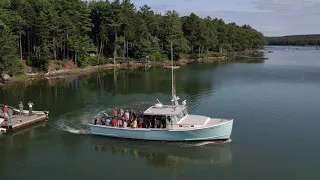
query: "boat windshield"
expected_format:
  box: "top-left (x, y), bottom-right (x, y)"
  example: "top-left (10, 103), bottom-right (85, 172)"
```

top-left (176, 111), bottom-right (186, 122)
top-left (183, 109), bottom-right (188, 116)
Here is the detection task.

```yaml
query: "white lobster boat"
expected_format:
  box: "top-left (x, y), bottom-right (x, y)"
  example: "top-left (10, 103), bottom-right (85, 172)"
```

top-left (90, 43), bottom-right (234, 142)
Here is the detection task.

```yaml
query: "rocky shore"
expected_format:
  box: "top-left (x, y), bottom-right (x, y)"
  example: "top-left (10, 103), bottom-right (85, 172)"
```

top-left (0, 56), bottom-right (230, 87)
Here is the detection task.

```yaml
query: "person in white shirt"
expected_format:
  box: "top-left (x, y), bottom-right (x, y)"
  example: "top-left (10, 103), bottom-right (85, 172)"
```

top-left (19, 102), bottom-right (24, 115)
top-left (28, 101), bottom-right (34, 116)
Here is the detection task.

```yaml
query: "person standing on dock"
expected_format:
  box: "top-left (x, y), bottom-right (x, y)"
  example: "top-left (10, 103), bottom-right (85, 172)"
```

top-left (19, 102), bottom-right (24, 115)
top-left (3, 106), bottom-right (8, 121)
top-left (7, 108), bottom-right (13, 126)
top-left (28, 101), bottom-right (34, 116)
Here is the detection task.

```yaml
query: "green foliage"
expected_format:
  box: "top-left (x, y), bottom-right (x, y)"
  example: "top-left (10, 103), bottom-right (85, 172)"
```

top-left (0, 0), bottom-right (265, 76)
top-left (150, 51), bottom-right (165, 61)
top-left (266, 34), bottom-right (320, 46)
top-left (29, 44), bottom-right (51, 72)
top-left (205, 51), bottom-right (222, 57)
top-left (0, 20), bottom-right (24, 76)
top-left (78, 55), bottom-right (112, 68)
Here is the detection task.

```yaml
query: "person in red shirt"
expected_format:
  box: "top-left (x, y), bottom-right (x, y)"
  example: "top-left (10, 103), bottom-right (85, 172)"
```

top-left (111, 118), bottom-right (117, 127)
top-left (138, 120), bottom-right (142, 128)
top-left (3, 106), bottom-right (8, 114)
top-left (3, 106), bottom-right (8, 120)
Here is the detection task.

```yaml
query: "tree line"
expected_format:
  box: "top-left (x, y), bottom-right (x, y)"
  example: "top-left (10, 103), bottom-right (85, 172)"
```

top-left (0, 0), bottom-right (265, 76)
top-left (266, 34), bottom-right (320, 46)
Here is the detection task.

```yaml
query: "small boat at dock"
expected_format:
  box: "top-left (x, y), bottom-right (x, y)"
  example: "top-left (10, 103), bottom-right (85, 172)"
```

top-left (90, 42), bottom-right (234, 142)
top-left (164, 65), bottom-right (180, 69)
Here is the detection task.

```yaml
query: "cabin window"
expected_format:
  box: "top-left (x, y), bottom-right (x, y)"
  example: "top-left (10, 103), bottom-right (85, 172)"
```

top-left (176, 112), bottom-right (185, 122)
top-left (166, 116), bottom-right (171, 122)
top-left (143, 115), bottom-right (167, 129)
top-left (183, 109), bottom-right (188, 116)
top-left (171, 116), bottom-right (178, 123)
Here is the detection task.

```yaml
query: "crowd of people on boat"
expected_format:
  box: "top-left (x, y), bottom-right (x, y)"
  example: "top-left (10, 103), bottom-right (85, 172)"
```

top-left (93, 107), bottom-right (168, 129)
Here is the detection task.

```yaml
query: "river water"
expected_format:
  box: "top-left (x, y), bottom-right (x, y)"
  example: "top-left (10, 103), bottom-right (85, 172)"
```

top-left (1, 46), bottom-right (320, 180)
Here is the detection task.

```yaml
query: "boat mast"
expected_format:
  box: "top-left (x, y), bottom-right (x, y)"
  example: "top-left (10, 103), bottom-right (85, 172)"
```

top-left (171, 42), bottom-right (180, 106)
top-left (171, 41), bottom-right (174, 102)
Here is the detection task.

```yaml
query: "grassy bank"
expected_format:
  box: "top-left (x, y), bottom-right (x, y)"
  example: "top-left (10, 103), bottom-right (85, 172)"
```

top-left (1, 52), bottom-right (267, 87)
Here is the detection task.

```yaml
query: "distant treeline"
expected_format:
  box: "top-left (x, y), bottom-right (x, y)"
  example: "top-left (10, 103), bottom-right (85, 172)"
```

top-left (0, 0), bottom-right (265, 76)
top-left (266, 34), bottom-right (320, 46)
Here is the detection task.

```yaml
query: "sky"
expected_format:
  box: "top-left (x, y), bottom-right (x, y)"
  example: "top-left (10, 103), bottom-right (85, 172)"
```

top-left (127, 0), bottom-right (320, 36)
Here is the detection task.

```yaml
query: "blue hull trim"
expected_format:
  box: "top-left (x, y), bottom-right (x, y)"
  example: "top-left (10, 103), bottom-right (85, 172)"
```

top-left (90, 120), bottom-right (233, 142)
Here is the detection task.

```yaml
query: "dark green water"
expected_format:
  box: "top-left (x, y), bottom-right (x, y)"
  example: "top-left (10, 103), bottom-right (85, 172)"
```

top-left (1, 46), bottom-right (320, 180)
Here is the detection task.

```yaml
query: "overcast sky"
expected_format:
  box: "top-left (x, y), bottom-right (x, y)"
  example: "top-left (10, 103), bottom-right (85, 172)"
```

top-left (126, 0), bottom-right (320, 36)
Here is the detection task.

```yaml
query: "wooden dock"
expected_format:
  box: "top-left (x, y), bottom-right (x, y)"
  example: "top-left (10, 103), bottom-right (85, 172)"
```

top-left (1, 114), bottom-right (48, 133)
top-left (0, 104), bottom-right (49, 134)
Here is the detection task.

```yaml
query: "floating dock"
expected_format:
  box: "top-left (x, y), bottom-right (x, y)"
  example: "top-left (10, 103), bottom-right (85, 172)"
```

top-left (0, 104), bottom-right (49, 134)
top-left (1, 114), bottom-right (48, 134)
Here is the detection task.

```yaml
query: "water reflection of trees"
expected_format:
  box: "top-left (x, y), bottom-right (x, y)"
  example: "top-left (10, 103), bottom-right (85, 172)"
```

top-left (0, 65), bottom-right (218, 116)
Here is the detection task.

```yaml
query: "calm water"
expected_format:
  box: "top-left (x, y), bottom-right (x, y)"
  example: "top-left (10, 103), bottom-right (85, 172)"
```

top-left (1, 46), bottom-right (320, 180)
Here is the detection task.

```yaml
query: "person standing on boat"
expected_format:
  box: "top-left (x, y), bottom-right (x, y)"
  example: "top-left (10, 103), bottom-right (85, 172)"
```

top-left (124, 110), bottom-right (129, 122)
top-left (112, 108), bottom-right (117, 118)
top-left (155, 116), bottom-right (160, 128)
top-left (138, 120), bottom-right (142, 128)
top-left (111, 118), bottom-right (117, 127)
top-left (106, 116), bottom-right (111, 126)
top-left (117, 117), bottom-right (122, 127)
top-left (161, 116), bottom-right (166, 128)
top-left (28, 101), bottom-right (34, 116)
top-left (122, 117), bottom-right (127, 128)
top-left (132, 118), bottom-right (137, 128)
top-left (120, 108), bottom-right (124, 118)
top-left (19, 102), bottom-right (24, 115)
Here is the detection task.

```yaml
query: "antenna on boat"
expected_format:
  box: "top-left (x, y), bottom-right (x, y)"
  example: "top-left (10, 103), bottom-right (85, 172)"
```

top-left (171, 42), bottom-right (174, 103)
top-left (171, 42), bottom-right (180, 106)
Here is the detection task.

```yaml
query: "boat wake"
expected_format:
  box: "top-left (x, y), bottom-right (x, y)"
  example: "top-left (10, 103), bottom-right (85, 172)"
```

top-left (165, 139), bottom-right (232, 147)
top-left (54, 101), bottom-right (154, 135)
top-left (54, 105), bottom-right (110, 135)
top-left (57, 123), bottom-right (90, 135)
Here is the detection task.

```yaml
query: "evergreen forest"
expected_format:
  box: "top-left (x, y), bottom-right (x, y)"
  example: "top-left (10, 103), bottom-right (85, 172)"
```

top-left (0, 0), bottom-right (265, 76)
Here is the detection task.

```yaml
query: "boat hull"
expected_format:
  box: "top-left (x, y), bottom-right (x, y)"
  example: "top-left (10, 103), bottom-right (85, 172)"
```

top-left (90, 120), bottom-right (233, 142)
top-left (164, 66), bottom-right (180, 69)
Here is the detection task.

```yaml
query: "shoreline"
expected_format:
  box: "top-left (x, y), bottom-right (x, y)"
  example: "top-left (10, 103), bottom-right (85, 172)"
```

top-left (0, 55), bottom-right (260, 87)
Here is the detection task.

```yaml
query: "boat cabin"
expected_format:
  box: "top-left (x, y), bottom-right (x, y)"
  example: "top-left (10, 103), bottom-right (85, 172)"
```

top-left (143, 103), bottom-right (188, 129)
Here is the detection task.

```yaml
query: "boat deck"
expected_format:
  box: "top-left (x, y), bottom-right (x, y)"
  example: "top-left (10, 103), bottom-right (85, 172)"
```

top-left (179, 115), bottom-right (231, 127)
top-left (206, 118), bottom-right (232, 126)
top-left (179, 115), bottom-right (209, 125)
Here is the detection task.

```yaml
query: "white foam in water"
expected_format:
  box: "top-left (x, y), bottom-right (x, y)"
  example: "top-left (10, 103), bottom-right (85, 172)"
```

top-left (61, 124), bottom-right (89, 135)
top-left (53, 102), bottom-right (148, 135)
top-left (170, 139), bottom-right (232, 147)
top-left (55, 106), bottom-right (99, 135)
